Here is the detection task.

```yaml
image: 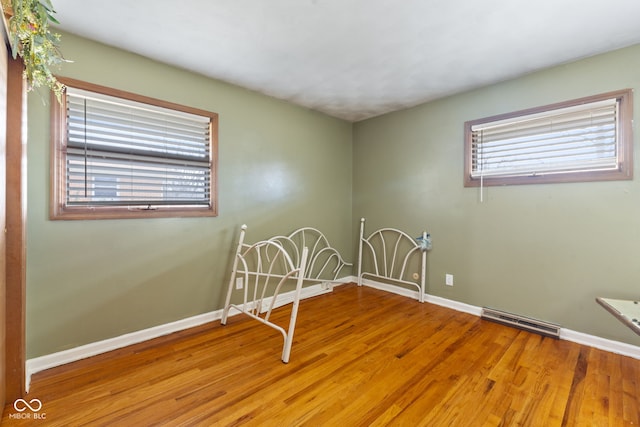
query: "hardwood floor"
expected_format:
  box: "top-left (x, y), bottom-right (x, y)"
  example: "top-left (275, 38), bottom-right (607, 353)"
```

top-left (3, 283), bottom-right (639, 426)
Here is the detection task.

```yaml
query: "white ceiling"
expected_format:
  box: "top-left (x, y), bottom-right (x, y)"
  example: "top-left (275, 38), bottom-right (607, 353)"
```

top-left (52, 0), bottom-right (640, 122)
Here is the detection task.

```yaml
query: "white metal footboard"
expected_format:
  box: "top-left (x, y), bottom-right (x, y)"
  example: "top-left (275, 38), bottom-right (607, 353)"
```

top-left (221, 225), bottom-right (309, 363)
top-left (357, 218), bottom-right (430, 303)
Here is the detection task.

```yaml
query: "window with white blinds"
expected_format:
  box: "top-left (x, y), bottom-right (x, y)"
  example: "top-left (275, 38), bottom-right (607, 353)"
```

top-left (51, 78), bottom-right (218, 219)
top-left (464, 90), bottom-right (633, 187)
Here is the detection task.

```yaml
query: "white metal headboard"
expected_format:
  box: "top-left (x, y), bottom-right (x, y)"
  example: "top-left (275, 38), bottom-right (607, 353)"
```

top-left (270, 227), bottom-right (352, 282)
top-left (357, 218), bottom-right (430, 302)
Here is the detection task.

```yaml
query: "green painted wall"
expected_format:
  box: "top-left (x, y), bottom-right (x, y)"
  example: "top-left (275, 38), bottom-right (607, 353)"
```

top-left (353, 44), bottom-right (640, 345)
top-left (25, 32), bottom-right (640, 359)
top-left (26, 32), bottom-right (353, 358)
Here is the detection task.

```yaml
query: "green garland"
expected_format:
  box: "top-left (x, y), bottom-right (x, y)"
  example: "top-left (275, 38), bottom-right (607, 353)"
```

top-left (4, 0), bottom-right (66, 101)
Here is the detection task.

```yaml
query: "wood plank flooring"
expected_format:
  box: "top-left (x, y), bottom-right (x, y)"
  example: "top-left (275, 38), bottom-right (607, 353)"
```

top-left (3, 283), bottom-right (639, 426)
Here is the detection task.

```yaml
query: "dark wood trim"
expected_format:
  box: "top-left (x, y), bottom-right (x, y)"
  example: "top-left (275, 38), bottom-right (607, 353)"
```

top-left (0, 11), bottom-right (8, 419)
top-left (56, 76), bottom-right (219, 118)
top-left (48, 88), bottom-right (214, 220)
top-left (463, 89), bottom-right (634, 187)
top-left (48, 87), bottom-right (65, 221)
top-left (5, 55), bottom-right (25, 401)
top-left (50, 76), bottom-right (219, 220)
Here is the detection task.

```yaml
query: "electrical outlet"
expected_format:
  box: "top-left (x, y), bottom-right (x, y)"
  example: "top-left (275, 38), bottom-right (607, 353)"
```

top-left (445, 274), bottom-right (454, 286)
top-left (235, 277), bottom-right (243, 290)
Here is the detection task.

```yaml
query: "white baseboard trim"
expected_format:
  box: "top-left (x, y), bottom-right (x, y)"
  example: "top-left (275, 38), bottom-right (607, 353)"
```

top-left (27, 277), bottom-right (640, 392)
top-left (560, 328), bottom-right (640, 359)
top-left (25, 310), bottom-right (222, 394)
top-left (423, 294), bottom-right (483, 316)
top-left (25, 282), bottom-right (337, 392)
top-left (358, 277), bottom-right (640, 360)
top-left (358, 277), bottom-right (481, 316)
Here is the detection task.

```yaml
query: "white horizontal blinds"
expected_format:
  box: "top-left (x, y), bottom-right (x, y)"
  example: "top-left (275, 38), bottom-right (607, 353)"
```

top-left (65, 87), bottom-right (211, 206)
top-left (470, 98), bottom-right (619, 179)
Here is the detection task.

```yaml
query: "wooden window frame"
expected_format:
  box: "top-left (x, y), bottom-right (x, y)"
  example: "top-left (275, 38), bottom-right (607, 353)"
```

top-left (50, 77), bottom-right (218, 220)
top-left (464, 89), bottom-right (633, 187)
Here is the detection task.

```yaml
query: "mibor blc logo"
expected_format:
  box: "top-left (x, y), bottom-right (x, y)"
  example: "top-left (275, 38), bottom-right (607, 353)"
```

top-left (9, 398), bottom-right (46, 420)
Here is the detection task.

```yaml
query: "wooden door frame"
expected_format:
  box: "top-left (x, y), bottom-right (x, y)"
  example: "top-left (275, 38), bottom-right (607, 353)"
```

top-left (5, 54), bottom-right (26, 402)
top-left (0, 15), bottom-right (7, 419)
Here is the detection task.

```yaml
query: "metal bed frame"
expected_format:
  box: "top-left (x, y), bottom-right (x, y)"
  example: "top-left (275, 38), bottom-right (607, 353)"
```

top-left (270, 226), bottom-right (352, 283)
top-left (357, 218), bottom-right (430, 303)
top-left (221, 224), bottom-right (351, 363)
